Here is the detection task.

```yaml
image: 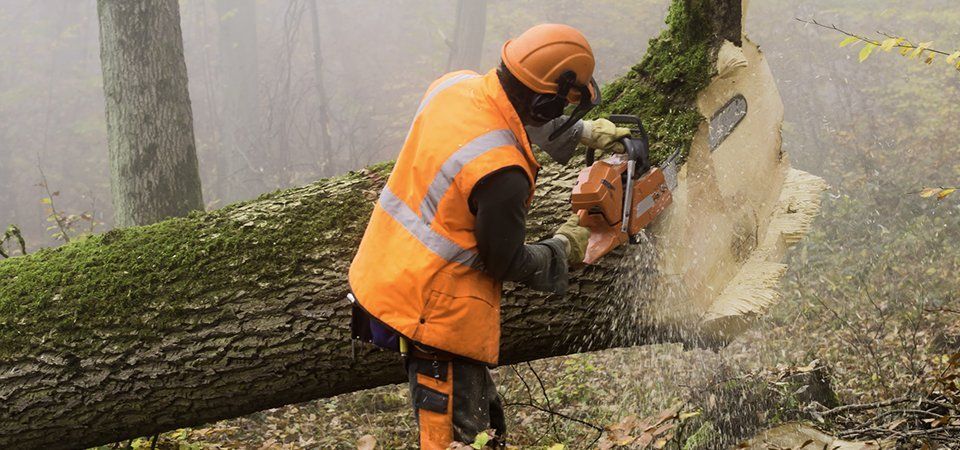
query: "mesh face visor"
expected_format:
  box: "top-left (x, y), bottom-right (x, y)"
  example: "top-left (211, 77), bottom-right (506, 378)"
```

top-left (548, 78), bottom-right (601, 141)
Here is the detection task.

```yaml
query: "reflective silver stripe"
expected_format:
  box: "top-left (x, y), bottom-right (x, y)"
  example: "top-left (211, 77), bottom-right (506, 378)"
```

top-left (380, 72), bottom-right (508, 270)
top-left (419, 129), bottom-right (519, 224)
top-left (416, 73), bottom-right (479, 117)
top-left (379, 186), bottom-right (480, 267)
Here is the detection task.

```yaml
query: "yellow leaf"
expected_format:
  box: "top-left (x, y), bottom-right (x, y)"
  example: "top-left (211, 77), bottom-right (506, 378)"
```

top-left (839, 36), bottom-right (860, 48)
top-left (926, 54), bottom-right (936, 64)
top-left (920, 187), bottom-right (941, 198)
top-left (679, 411), bottom-right (701, 421)
top-left (41, 198), bottom-right (52, 205)
top-left (546, 445), bottom-right (565, 450)
top-left (937, 188), bottom-right (957, 200)
top-left (900, 46), bottom-right (912, 56)
top-left (947, 51), bottom-right (960, 64)
top-left (859, 43), bottom-right (877, 62)
top-left (880, 38), bottom-right (902, 51)
top-left (910, 41), bottom-right (933, 59)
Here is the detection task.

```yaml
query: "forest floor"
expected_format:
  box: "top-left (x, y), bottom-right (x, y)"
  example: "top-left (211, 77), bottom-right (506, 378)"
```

top-left (110, 226), bottom-right (960, 449)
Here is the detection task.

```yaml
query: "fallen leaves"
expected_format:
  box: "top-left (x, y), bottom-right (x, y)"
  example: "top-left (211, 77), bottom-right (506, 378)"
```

top-left (356, 434), bottom-right (377, 450)
top-left (597, 402), bottom-right (696, 449)
top-left (918, 187), bottom-right (957, 200)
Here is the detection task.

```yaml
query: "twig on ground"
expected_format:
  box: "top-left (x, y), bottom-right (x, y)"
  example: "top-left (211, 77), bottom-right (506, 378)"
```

top-left (505, 363), bottom-right (605, 448)
top-left (822, 396), bottom-right (913, 417)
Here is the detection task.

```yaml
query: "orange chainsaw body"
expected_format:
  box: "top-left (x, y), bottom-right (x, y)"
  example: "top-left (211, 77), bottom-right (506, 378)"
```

top-left (570, 115), bottom-right (677, 264)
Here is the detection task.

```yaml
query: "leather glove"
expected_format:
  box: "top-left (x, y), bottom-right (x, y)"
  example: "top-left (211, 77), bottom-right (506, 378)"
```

top-left (580, 118), bottom-right (632, 153)
top-left (553, 214), bottom-right (591, 266)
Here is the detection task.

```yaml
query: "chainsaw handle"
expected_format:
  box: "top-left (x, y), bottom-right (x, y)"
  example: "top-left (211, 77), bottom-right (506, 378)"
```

top-left (609, 114), bottom-right (650, 148)
top-left (584, 115), bottom-right (651, 170)
top-left (609, 114), bottom-right (651, 176)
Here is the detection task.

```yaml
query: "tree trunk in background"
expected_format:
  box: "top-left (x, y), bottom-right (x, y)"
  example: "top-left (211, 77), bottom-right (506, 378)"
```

top-left (446, 0), bottom-right (487, 72)
top-left (306, 0), bottom-right (333, 174)
top-left (97, 0), bottom-right (204, 227)
top-left (215, 0), bottom-right (260, 201)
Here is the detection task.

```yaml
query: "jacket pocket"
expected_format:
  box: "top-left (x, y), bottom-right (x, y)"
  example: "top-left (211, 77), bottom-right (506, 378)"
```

top-left (427, 269), bottom-right (499, 309)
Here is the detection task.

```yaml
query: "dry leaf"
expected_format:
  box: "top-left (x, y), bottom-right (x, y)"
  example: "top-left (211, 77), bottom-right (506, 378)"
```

top-left (919, 187), bottom-right (941, 198)
top-left (357, 434), bottom-right (377, 450)
top-left (886, 418), bottom-right (906, 430)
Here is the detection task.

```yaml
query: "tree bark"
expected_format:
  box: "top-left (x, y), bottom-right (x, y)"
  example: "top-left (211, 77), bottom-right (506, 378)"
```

top-left (215, 0), bottom-right (261, 200)
top-left (97, 0), bottom-right (204, 227)
top-left (446, 0), bottom-right (487, 72)
top-left (1, 1), bottom-right (783, 448)
top-left (0, 161), bottom-right (667, 450)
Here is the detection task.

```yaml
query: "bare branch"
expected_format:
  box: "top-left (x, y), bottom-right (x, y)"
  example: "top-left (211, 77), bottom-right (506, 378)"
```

top-left (796, 17), bottom-right (955, 57)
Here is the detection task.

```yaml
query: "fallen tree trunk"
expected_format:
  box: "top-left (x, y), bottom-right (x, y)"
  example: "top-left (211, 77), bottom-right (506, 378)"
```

top-left (0, 1), bottom-right (824, 448)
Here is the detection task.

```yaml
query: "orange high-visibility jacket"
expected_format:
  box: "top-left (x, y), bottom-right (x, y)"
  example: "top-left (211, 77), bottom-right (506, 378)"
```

top-left (349, 69), bottom-right (540, 365)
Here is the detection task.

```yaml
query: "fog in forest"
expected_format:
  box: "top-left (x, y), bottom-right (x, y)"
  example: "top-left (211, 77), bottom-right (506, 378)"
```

top-left (2, 0), bottom-right (676, 247)
top-left (3, 0), bottom-right (960, 448)
top-left (2, 0), bottom-right (957, 249)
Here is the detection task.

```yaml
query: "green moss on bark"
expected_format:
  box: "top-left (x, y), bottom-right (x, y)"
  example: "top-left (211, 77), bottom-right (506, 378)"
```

top-left (592, 0), bottom-right (738, 164)
top-left (0, 165), bottom-right (390, 359)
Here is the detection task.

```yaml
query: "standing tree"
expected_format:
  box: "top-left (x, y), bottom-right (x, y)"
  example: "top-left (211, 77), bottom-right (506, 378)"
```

top-left (446, 0), bottom-right (487, 72)
top-left (97, 0), bottom-right (204, 227)
top-left (306, 0), bottom-right (333, 173)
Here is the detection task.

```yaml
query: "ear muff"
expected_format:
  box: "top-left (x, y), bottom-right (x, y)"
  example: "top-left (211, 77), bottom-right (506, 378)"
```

top-left (529, 71), bottom-right (576, 123)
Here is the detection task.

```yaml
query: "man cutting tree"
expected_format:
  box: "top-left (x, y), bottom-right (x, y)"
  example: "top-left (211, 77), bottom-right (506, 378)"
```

top-left (348, 24), bottom-right (628, 449)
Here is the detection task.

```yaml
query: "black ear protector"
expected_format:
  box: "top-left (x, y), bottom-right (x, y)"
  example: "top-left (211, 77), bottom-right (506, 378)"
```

top-left (529, 71), bottom-right (577, 123)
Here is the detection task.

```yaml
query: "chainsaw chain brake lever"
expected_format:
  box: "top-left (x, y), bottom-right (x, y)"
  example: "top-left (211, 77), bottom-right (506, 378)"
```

top-left (608, 114), bottom-right (651, 177)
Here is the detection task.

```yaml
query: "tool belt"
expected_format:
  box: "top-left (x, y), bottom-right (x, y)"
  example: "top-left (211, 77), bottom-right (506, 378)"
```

top-left (348, 292), bottom-right (454, 361)
top-left (410, 344), bottom-right (453, 361)
top-left (349, 293), bottom-right (400, 352)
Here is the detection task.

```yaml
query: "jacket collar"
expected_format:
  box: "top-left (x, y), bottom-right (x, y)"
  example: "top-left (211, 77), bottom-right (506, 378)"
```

top-left (481, 69), bottom-right (541, 170)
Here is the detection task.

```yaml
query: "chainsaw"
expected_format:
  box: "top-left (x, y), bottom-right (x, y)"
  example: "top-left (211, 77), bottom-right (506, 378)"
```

top-left (571, 115), bottom-right (680, 264)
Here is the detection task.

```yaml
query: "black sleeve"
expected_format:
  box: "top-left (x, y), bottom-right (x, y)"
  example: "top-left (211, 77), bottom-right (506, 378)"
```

top-left (470, 167), bottom-right (569, 295)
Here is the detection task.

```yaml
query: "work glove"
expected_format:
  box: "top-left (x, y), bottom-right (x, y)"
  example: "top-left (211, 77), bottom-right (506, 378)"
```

top-left (553, 214), bottom-right (591, 266)
top-left (580, 118), bottom-right (632, 153)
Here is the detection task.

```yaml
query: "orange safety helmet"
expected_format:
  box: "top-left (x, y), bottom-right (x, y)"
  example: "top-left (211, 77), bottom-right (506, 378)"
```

top-left (501, 23), bottom-right (598, 104)
top-left (501, 23), bottom-right (601, 140)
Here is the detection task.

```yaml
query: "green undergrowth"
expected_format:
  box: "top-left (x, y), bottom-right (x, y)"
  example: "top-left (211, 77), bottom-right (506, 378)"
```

top-left (0, 165), bottom-right (390, 359)
top-left (590, 0), bottom-right (722, 165)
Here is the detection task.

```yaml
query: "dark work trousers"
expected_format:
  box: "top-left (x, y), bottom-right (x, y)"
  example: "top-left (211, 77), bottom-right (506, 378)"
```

top-left (406, 354), bottom-right (506, 449)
